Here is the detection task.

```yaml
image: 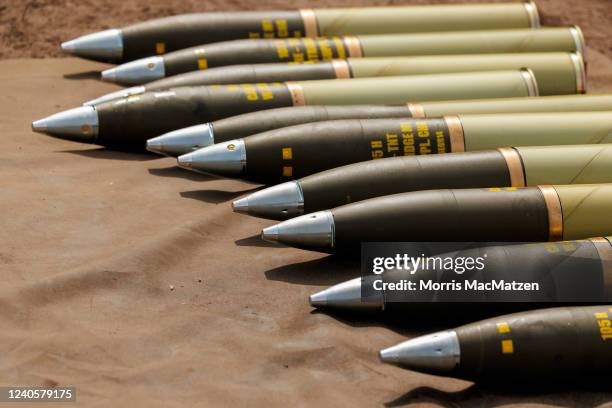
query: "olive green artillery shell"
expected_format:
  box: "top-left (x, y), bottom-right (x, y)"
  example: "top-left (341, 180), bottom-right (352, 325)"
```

top-left (417, 94), bottom-right (612, 117)
top-left (145, 52), bottom-right (582, 96)
top-left (158, 27), bottom-right (579, 77)
top-left (244, 118), bottom-right (453, 183)
top-left (455, 305), bottom-right (612, 380)
top-left (162, 37), bottom-right (349, 76)
top-left (94, 71), bottom-right (533, 148)
top-left (211, 105), bottom-right (412, 142)
top-left (95, 84), bottom-right (293, 148)
top-left (297, 144), bottom-right (612, 217)
top-left (347, 52), bottom-right (584, 96)
top-left (116, 3), bottom-right (538, 62)
top-left (459, 112), bottom-right (612, 151)
top-left (299, 150), bottom-right (511, 214)
top-left (156, 27), bottom-right (567, 78)
top-left (120, 11), bottom-right (305, 62)
top-left (378, 238), bottom-right (612, 304)
top-left (146, 62), bottom-right (338, 92)
top-left (330, 184), bottom-right (612, 248)
top-left (555, 184), bottom-right (612, 241)
top-left (357, 27), bottom-right (582, 57)
top-left (312, 2), bottom-right (538, 35)
top-left (297, 70), bottom-right (535, 105)
top-left (207, 95), bottom-right (612, 145)
top-left (239, 113), bottom-right (612, 184)
top-left (518, 144), bottom-right (612, 185)
top-left (331, 187), bottom-right (550, 246)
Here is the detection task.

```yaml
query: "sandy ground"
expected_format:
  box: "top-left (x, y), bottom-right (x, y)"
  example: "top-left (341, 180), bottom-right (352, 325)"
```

top-left (3, 58), bottom-right (612, 408)
top-left (0, 0), bottom-right (612, 407)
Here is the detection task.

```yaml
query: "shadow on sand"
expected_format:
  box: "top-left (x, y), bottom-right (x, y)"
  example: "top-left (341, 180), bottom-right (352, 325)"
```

top-left (62, 71), bottom-right (102, 80)
top-left (265, 254), bottom-right (360, 286)
top-left (384, 382), bottom-right (612, 407)
top-left (180, 186), bottom-right (260, 204)
top-left (60, 147), bottom-right (158, 161)
top-left (148, 166), bottom-right (218, 181)
top-left (234, 233), bottom-right (282, 248)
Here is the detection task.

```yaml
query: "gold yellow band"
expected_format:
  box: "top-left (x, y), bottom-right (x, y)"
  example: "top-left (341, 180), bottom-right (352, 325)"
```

top-left (444, 116), bottom-right (465, 153)
top-left (498, 147), bottom-right (526, 188)
top-left (286, 82), bottom-right (305, 106)
top-left (538, 185), bottom-right (564, 241)
top-left (343, 36), bottom-right (363, 58)
top-left (299, 9), bottom-right (318, 37)
top-left (331, 60), bottom-right (351, 79)
top-left (407, 103), bottom-right (425, 118)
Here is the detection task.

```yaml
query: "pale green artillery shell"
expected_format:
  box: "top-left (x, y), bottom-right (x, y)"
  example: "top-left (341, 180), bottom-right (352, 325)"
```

top-left (519, 144), bottom-right (612, 186)
top-left (419, 94), bottom-right (612, 116)
top-left (299, 70), bottom-right (533, 105)
top-left (348, 52), bottom-right (583, 95)
top-left (555, 184), bottom-right (612, 240)
top-left (357, 27), bottom-right (581, 56)
top-left (313, 2), bottom-right (538, 35)
top-left (461, 112), bottom-right (612, 151)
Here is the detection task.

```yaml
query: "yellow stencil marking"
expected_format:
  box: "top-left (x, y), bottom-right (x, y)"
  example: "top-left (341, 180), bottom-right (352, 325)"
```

top-left (155, 42), bottom-right (166, 54)
top-left (333, 37), bottom-right (346, 59)
top-left (198, 58), bottom-right (208, 70)
top-left (282, 166), bottom-right (293, 177)
top-left (501, 339), bottom-right (514, 354)
top-left (489, 187), bottom-right (521, 192)
top-left (544, 243), bottom-right (560, 253)
top-left (497, 322), bottom-right (511, 334)
top-left (276, 20), bottom-right (289, 37)
top-left (561, 242), bottom-right (576, 252)
top-left (596, 312), bottom-right (612, 340)
top-left (282, 148), bottom-right (293, 160)
top-left (275, 41), bottom-right (290, 59)
top-left (261, 20), bottom-right (274, 32)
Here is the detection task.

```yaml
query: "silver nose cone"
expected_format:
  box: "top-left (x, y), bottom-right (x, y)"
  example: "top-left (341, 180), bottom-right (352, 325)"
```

top-left (31, 106), bottom-right (99, 142)
top-left (176, 139), bottom-right (246, 176)
top-left (61, 29), bottom-right (123, 61)
top-left (379, 330), bottom-right (461, 373)
top-left (101, 56), bottom-right (165, 85)
top-left (176, 153), bottom-right (193, 167)
top-left (261, 210), bottom-right (335, 248)
top-left (232, 181), bottom-right (304, 219)
top-left (147, 123), bottom-right (215, 157)
top-left (83, 86), bottom-right (146, 106)
top-left (309, 277), bottom-right (383, 310)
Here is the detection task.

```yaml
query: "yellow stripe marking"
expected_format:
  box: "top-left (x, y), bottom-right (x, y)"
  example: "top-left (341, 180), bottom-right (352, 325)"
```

top-left (501, 339), bottom-right (514, 354)
top-left (282, 147), bottom-right (293, 160)
top-left (198, 58), bottom-right (208, 70)
top-left (155, 42), bottom-right (166, 54)
top-left (497, 322), bottom-right (511, 334)
top-left (595, 312), bottom-right (609, 319)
